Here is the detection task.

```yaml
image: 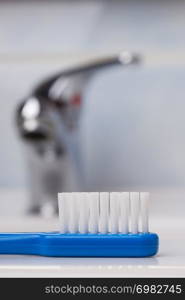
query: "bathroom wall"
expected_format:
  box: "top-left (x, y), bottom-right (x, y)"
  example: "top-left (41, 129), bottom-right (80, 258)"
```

top-left (1, 0), bottom-right (185, 192)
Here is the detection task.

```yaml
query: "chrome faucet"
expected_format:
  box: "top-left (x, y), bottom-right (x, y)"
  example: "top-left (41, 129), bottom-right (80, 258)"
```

top-left (16, 52), bottom-right (140, 216)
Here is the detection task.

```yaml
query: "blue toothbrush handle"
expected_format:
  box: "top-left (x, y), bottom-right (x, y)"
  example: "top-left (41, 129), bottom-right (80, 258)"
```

top-left (0, 232), bottom-right (159, 257)
top-left (0, 233), bottom-right (41, 255)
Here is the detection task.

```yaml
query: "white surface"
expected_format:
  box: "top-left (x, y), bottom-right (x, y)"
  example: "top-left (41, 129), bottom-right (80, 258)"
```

top-left (0, 189), bottom-right (184, 278)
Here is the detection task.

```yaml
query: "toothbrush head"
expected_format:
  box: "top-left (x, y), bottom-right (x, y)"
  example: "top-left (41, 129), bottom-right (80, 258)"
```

top-left (54, 192), bottom-right (158, 257)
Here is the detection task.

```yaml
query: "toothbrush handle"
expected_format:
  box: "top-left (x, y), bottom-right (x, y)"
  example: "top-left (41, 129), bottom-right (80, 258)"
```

top-left (0, 233), bottom-right (41, 255)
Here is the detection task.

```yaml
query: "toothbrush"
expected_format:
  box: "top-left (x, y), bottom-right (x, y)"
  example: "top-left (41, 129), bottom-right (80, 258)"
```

top-left (0, 192), bottom-right (159, 257)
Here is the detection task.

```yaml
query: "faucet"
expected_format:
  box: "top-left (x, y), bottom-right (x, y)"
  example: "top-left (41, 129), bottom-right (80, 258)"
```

top-left (16, 52), bottom-right (140, 216)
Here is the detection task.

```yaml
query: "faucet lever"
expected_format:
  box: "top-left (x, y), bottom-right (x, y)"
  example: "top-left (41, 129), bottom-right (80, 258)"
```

top-left (34, 51), bottom-right (141, 99)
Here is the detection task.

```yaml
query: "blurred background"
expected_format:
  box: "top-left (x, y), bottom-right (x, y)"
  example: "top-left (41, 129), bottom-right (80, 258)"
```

top-left (1, 0), bottom-right (185, 218)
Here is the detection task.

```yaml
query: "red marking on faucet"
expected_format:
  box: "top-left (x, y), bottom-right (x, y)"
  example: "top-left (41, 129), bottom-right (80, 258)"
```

top-left (71, 93), bottom-right (81, 106)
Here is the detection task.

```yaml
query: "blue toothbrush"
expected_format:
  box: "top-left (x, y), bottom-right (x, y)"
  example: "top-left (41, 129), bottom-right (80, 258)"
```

top-left (0, 192), bottom-right (159, 257)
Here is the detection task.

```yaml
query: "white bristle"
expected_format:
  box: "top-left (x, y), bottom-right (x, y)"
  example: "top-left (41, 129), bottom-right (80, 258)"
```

top-left (78, 193), bottom-right (89, 234)
top-left (99, 192), bottom-right (109, 233)
top-left (58, 193), bottom-right (68, 233)
top-left (140, 192), bottom-right (149, 233)
top-left (68, 193), bottom-right (78, 233)
top-left (119, 192), bottom-right (129, 234)
top-left (58, 192), bottom-right (150, 234)
top-left (130, 192), bottom-right (140, 234)
top-left (88, 192), bottom-right (99, 233)
top-left (110, 192), bottom-right (119, 234)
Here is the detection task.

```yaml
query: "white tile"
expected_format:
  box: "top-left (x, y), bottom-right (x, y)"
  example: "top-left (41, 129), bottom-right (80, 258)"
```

top-left (0, 0), bottom-right (102, 54)
top-left (0, 0), bottom-right (185, 56)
